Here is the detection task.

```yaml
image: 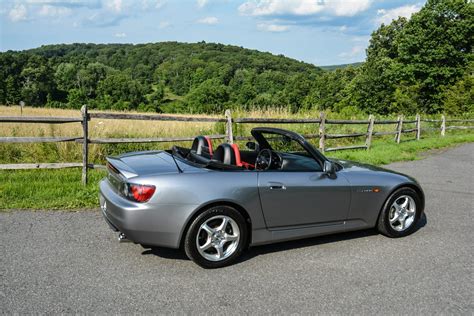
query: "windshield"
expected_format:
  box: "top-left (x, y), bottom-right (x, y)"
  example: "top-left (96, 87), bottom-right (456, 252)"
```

top-left (261, 132), bottom-right (310, 155)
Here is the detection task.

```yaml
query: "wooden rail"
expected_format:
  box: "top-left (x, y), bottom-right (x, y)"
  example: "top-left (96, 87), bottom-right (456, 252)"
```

top-left (0, 116), bottom-right (82, 123)
top-left (89, 112), bottom-right (226, 122)
top-left (1, 105), bottom-right (472, 185)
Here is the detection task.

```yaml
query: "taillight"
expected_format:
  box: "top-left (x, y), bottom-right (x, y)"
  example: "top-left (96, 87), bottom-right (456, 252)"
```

top-left (123, 183), bottom-right (156, 203)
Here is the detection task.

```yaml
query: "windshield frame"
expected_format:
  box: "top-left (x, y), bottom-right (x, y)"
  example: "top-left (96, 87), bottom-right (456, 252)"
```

top-left (250, 127), bottom-right (327, 169)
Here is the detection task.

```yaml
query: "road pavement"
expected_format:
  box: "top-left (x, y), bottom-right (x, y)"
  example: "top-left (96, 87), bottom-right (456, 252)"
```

top-left (1, 143), bottom-right (473, 314)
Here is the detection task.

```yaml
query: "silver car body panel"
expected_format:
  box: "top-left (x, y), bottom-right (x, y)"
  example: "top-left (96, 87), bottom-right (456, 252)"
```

top-left (100, 148), bottom-right (424, 249)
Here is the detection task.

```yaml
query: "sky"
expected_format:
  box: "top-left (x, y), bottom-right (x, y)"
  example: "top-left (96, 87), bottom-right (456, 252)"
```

top-left (0, 0), bottom-right (426, 66)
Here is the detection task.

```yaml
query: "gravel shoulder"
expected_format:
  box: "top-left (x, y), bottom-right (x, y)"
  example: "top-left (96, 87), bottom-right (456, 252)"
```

top-left (1, 143), bottom-right (473, 314)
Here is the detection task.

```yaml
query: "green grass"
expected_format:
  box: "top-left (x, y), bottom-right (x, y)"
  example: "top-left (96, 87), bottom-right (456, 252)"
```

top-left (328, 133), bottom-right (474, 165)
top-left (1, 133), bottom-right (473, 210)
top-left (0, 169), bottom-right (106, 210)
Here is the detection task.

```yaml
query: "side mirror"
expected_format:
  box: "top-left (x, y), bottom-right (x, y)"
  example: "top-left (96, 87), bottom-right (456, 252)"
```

top-left (246, 141), bottom-right (259, 151)
top-left (323, 161), bottom-right (336, 175)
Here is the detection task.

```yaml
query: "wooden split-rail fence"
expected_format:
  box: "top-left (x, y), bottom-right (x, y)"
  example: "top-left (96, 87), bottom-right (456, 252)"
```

top-left (0, 105), bottom-right (473, 185)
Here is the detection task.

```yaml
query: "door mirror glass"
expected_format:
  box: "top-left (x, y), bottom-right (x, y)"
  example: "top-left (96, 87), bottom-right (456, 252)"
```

top-left (246, 141), bottom-right (259, 151)
top-left (323, 160), bottom-right (336, 174)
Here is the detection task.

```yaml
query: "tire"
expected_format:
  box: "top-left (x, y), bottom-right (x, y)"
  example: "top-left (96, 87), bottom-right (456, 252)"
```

top-left (184, 205), bottom-right (248, 268)
top-left (377, 187), bottom-right (422, 238)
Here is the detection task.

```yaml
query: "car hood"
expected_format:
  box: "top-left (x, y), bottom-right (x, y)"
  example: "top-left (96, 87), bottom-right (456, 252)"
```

top-left (331, 158), bottom-right (410, 177)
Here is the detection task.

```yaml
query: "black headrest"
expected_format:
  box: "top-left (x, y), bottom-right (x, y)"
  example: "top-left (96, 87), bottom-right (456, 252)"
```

top-left (213, 143), bottom-right (237, 165)
top-left (191, 136), bottom-right (212, 158)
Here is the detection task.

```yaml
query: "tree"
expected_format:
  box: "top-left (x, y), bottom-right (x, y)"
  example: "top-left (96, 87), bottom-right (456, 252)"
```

top-left (396, 0), bottom-right (473, 113)
top-left (55, 63), bottom-right (78, 91)
top-left (186, 79), bottom-right (229, 113)
top-left (20, 56), bottom-right (55, 106)
top-left (97, 73), bottom-right (147, 110)
top-left (442, 64), bottom-right (474, 115)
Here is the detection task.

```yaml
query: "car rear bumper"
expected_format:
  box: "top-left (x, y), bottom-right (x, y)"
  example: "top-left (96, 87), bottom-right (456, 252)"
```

top-left (99, 179), bottom-right (198, 249)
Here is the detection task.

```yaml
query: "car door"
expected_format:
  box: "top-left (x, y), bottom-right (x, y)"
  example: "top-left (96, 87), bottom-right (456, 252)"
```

top-left (258, 170), bottom-right (351, 229)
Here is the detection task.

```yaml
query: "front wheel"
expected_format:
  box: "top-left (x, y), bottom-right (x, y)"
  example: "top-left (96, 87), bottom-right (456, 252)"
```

top-left (377, 187), bottom-right (422, 238)
top-left (184, 206), bottom-right (248, 268)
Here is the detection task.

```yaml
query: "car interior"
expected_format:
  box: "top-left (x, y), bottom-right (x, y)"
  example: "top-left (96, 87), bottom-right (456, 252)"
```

top-left (172, 133), bottom-right (323, 172)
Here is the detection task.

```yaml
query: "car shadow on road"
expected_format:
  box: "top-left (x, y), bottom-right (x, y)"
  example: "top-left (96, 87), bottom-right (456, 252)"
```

top-left (141, 213), bottom-right (427, 264)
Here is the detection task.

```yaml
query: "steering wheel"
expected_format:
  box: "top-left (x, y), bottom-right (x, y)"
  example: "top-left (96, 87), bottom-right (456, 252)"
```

top-left (256, 149), bottom-right (272, 171)
top-left (256, 149), bottom-right (282, 171)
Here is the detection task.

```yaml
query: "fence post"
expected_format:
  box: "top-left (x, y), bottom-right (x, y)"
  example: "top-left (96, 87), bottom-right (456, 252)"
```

top-left (395, 115), bottom-right (403, 144)
top-left (319, 112), bottom-right (326, 152)
top-left (415, 114), bottom-right (421, 140)
top-left (441, 114), bottom-right (446, 136)
top-left (365, 114), bottom-right (375, 150)
top-left (81, 105), bottom-right (88, 185)
top-left (225, 109), bottom-right (234, 144)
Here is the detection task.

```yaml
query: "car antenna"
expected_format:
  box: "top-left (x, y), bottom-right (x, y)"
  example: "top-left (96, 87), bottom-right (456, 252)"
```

top-left (170, 147), bottom-right (183, 173)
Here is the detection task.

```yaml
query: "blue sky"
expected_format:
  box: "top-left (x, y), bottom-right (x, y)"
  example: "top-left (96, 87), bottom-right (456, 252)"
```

top-left (0, 0), bottom-right (425, 66)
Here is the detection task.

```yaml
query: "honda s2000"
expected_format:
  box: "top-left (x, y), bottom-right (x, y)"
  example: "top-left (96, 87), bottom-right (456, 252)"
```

top-left (100, 127), bottom-right (424, 268)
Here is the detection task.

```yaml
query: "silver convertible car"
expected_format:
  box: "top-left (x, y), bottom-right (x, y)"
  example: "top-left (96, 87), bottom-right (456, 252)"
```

top-left (100, 127), bottom-right (425, 268)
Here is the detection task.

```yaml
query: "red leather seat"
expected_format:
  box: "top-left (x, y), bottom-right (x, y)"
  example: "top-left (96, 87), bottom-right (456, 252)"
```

top-left (213, 143), bottom-right (241, 166)
top-left (213, 143), bottom-right (253, 169)
top-left (191, 136), bottom-right (213, 158)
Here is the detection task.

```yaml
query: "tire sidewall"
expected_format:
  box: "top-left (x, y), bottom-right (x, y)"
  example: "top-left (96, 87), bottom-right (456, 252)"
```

top-left (379, 187), bottom-right (422, 238)
top-left (184, 206), bottom-right (248, 268)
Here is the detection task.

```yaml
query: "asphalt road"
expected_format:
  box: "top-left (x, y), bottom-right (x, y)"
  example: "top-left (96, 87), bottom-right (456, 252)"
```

top-left (1, 143), bottom-right (473, 314)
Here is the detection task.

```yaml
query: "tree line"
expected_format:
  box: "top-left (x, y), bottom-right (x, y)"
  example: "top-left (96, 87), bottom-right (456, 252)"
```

top-left (0, 0), bottom-right (472, 115)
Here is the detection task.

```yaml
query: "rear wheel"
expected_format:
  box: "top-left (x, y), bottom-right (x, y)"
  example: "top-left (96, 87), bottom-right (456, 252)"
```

top-left (184, 205), bottom-right (248, 268)
top-left (377, 187), bottom-right (422, 237)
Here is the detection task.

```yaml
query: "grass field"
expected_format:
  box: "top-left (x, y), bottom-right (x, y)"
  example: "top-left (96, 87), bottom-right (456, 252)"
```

top-left (1, 105), bottom-right (467, 164)
top-left (1, 105), bottom-right (473, 209)
top-left (1, 133), bottom-right (473, 210)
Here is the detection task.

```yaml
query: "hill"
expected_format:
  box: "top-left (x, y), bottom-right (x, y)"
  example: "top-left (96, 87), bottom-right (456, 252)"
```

top-left (0, 42), bottom-right (322, 113)
top-left (320, 62), bottom-right (363, 71)
top-left (0, 0), bottom-right (471, 115)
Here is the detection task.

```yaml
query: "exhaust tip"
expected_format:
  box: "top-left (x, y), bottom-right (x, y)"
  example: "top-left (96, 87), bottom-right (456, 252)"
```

top-left (118, 232), bottom-right (130, 243)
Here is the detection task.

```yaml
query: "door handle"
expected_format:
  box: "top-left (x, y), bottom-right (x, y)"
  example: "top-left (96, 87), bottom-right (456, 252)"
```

top-left (268, 182), bottom-right (286, 190)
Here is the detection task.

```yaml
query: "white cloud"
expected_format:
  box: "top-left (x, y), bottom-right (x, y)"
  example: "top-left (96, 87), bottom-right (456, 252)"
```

top-left (327, 0), bottom-right (372, 17)
top-left (159, 21), bottom-right (171, 29)
top-left (9, 4), bottom-right (28, 22)
top-left (338, 45), bottom-right (364, 58)
top-left (105, 0), bottom-right (123, 13)
top-left (5, 0), bottom-right (165, 26)
top-left (154, 0), bottom-right (166, 9)
top-left (114, 32), bottom-right (126, 37)
top-left (257, 22), bottom-right (289, 32)
top-left (197, 0), bottom-right (209, 8)
top-left (375, 4), bottom-right (421, 25)
top-left (38, 5), bottom-right (72, 17)
top-left (139, 0), bottom-right (167, 10)
top-left (24, 0), bottom-right (91, 4)
top-left (197, 16), bottom-right (219, 25)
top-left (239, 0), bottom-right (372, 17)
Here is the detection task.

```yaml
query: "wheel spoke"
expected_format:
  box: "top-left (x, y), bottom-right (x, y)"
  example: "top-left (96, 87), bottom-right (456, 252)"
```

top-left (399, 215), bottom-right (406, 230)
top-left (392, 203), bottom-right (401, 213)
top-left (390, 212), bottom-right (400, 224)
top-left (199, 238), bottom-right (212, 251)
top-left (218, 217), bottom-right (229, 232)
top-left (400, 197), bottom-right (409, 209)
top-left (215, 243), bottom-right (224, 259)
top-left (202, 224), bottom-right (214, 235)
top-left (224, 233), bottom-right (238, 242)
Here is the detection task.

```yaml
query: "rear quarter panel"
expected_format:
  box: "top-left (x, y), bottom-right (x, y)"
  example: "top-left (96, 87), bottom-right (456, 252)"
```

top-left (137, 169), bottom-right (264, 245)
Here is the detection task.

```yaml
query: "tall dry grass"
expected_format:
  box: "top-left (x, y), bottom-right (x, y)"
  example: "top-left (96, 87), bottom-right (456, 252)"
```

top-left (0, 105), bottom-right (454, 164)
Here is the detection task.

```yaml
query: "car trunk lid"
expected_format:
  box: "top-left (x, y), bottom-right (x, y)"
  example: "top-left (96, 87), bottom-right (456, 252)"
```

top-left (106, 150), bottom-right (183, 179)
